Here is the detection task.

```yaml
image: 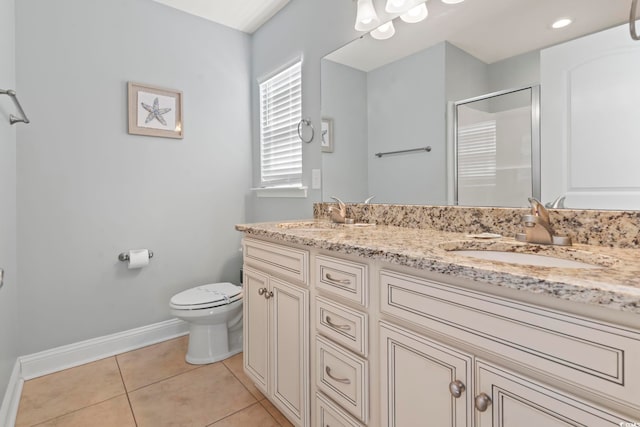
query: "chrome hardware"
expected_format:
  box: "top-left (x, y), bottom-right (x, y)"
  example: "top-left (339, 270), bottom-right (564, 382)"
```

top-left (297, 117), bottom-right (314, 143)
top-left (448, 380), bottom-right (466, 398)
top-left (515, 197), bottom-right (571, 246)
top-left (325, 273), bottom-right (351, 286)
top-left (364, 195), bottom-right (375, 204)
top-left (545, 195), bottom-right (566, 209)
top-left (118, 251), bottom-right (154, 262)
top-left (325, 366), bottom-right (351, 384)
top-left (258, 287), bottom-right (267, 295)
top-left (474, 393), bottom-right (492, 412)
top-left (0, 89), bottom-right (30, 125)
top-left (375, 146), bottom-right (431, 158)
top-left (264, 290), bottom-right (274, 299)
top-left (0, 268), bottom-right (4, 289)
top-left (325, 316), bottom-right (352, 331)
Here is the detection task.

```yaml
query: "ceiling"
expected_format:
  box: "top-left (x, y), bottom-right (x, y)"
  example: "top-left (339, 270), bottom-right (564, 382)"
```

top-left (327, 0), bottom-right (632, 71)
top-left (152, 0), bottom-right (290, 33)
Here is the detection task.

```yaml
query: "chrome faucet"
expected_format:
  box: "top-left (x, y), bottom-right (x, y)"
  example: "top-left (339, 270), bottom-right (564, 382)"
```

top-left (329, 196), bottom-right (347, 223)
top-left (515, 198), bottom-right (571, 246)
top-left (545, 195), bottom-right (566, 209)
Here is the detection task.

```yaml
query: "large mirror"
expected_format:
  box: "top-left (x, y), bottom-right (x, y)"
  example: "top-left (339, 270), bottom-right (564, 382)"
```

top-left (320, 0), bottom-right (640, 210)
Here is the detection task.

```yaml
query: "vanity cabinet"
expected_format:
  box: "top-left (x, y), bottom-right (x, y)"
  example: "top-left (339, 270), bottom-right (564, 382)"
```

top-left (242, 239), bottom-right (310, 427)
top-left (239, 234), bottom-right (640, 426)
top-left (379, 269), bottom-right (640, 426)
top-left (313, 254), bottom-right (370, 426)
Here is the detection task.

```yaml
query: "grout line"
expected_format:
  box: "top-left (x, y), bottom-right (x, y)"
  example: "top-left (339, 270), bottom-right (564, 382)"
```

top-left (114, 356), bottom-right (138, 427)
top-left (28, 392), bottom-right (129, 427)
top-left (123, 363), bottom-right (207, 394)
top-left (203, 401), bottom-right (279, 427)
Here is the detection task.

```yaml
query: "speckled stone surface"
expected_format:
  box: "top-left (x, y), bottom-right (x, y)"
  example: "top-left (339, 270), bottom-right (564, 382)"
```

top-left (313, 203), bottom-right (640, 248)
top-left (236, 219), bottom-right (640, 314)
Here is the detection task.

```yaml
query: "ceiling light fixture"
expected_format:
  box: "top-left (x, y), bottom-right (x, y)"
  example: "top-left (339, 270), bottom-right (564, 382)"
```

top-left (355, 0), bottom-right (380, 31)
top-left (371, 21), bottom-right (396, 40)
top-left (441, 0), bottom-right (464, 4)
top-left (551, 18), bottom-right (573, 29)
top-left (400, 2), bottom-right (428, 23)
top-left (385, 0), bottom-right (424, 14)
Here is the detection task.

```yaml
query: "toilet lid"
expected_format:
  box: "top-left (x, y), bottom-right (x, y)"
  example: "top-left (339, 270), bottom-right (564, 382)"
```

top-left (170, 282), bottom-right (243, 310)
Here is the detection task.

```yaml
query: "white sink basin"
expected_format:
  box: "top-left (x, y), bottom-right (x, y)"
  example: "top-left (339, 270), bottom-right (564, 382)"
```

top-left (452, 250), bottom-right (602, 269)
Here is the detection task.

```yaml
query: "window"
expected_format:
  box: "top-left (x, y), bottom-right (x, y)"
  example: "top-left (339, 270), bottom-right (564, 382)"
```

top-left (259, 60), bottom-right (302, 188)
top-left (457, 120), bottom-right (497, 188)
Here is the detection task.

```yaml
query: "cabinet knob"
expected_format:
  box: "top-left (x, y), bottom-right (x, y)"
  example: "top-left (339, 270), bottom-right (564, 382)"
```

top-left (258, 287), bottom-right (267, 295)
top-left (448, 380), bottom-right (466, 398)
top-left (474, 393), bottom-right (492, 412)
top-left (264, 290), bottom-right (274, 299)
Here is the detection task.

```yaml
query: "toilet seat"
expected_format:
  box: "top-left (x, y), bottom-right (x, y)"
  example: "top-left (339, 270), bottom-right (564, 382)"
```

top-left (170, 282), bottom-right (243, 310)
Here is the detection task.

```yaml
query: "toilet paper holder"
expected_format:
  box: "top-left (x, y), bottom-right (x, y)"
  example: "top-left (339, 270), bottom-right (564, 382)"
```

top-left (118, 250), bottom-right (154, 262)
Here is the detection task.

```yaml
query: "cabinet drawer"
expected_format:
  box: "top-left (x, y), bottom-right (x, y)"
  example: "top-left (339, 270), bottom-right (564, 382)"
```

top-left (316, 336), bottom-right (369, 423)
top-left (316, 296), bottom-right (368, 356)
top-left (380, 270), bottom-right (640, 412)
top-left (243, 238), bottom-right (309, 285)
top-left (315, 255), bottom-right (368, 306)
top-left (316, 392), bottom-right (364, 427)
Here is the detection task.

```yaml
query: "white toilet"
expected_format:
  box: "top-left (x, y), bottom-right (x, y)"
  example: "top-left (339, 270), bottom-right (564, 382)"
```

top-left (170, 282), bottom-right (243, 364)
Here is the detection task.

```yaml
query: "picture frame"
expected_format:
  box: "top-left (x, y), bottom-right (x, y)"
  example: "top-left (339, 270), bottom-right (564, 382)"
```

top-left (321, 117), bottom-right (334, 153)
top-left (128, 82), bottom-right (183, 139)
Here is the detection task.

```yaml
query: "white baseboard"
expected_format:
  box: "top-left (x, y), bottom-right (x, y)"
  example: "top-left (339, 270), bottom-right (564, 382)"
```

top-left (0, 361), bottom-right (23, 427)
top-left (20, 318), bottom-right (188, 380)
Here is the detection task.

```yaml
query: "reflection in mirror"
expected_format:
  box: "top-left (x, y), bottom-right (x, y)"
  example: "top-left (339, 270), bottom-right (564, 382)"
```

top-left (454, 86), bottom-right (539, 208)
top-left (320, 1), bottom-right (640, 210)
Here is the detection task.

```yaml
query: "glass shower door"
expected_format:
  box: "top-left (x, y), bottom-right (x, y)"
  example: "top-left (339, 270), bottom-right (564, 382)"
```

top-left (454, 86), bottom-right (540, 207)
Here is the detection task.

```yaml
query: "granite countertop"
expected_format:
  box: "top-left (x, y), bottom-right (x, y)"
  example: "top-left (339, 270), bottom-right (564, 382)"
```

top-left (236, 220), bottom-right (640, 315)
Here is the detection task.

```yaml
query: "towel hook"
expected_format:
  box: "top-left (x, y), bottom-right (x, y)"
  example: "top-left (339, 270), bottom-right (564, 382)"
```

top-left (0, 89), bottom-right (30, 125)
top-left (297, 118), bottom-right (314, 143)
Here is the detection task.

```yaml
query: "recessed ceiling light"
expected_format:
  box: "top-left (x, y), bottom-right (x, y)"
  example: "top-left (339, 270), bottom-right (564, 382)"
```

top-left (551, 18), bottom-right (573, 29)
top-left (441, 0), bottom-right (464, 4)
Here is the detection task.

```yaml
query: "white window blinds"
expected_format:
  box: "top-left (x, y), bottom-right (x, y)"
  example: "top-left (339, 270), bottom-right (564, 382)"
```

top-left (259, 61), bottom-right (302, 187)
top-left (457, 120), bottom-right (497, 187)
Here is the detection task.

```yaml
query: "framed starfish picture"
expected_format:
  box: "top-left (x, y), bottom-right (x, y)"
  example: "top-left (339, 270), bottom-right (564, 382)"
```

top-left (127, 82), bottom-right (183, 139)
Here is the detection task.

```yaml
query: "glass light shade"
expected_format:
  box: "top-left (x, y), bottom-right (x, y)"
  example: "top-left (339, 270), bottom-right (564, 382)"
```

top-left (370, 21), bottom-right (396, 40)
top-left (385, 0), bottom-right (423, 13)
top-left (400, 3), bottom-right (428, 23)
top-left (441, 0), bottom-right (464, 4)
top-left (355, 0), bottom-right (381, 31)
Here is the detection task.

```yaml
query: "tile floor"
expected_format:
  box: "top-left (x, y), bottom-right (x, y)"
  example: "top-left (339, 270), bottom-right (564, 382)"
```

top-left (15, 336), bottom-right (293, 427)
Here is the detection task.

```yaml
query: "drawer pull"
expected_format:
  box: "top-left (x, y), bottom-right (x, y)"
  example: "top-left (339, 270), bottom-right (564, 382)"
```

top-left (325, 273), bottom-right (351, 286)
top-left (325, 316), bottom-right (352, 331)
top-left (448, 380), bottom-right (465, 398)
top-left (325, 366), bottom-right (351, 384)
top-left (474, 393), bottom-right (492, 412)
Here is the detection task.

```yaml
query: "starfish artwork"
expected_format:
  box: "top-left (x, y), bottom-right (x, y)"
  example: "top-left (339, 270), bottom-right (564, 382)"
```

top-left (141, 97), bottom-right (172, 126)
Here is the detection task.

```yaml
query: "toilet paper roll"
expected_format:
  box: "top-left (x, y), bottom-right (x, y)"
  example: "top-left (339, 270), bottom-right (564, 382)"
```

top-left (128, 249), bottom-right (150, 269)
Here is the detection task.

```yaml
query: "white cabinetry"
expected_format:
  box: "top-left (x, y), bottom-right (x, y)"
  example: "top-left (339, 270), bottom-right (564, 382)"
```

top-left (242, 239), bottom-right (310, 427)
top-left (380, 321), bottom-right (473, 426)
top-left (379, 269), bottom-right (639, 426)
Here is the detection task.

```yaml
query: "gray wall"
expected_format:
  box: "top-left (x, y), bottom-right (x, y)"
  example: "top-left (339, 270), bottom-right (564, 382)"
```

top-left (16, 0), bottom-right (252, 354)
top-left (0, 0), bottom-right (18, 403)
top-left (321, 60), bottom-right (368, 203)
top-left (367, 43), bottom-right (448, 204)
top-left (248, 0), bottom-right (390, 221)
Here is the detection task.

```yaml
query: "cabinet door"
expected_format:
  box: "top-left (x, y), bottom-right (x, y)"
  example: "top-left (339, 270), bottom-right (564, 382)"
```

top-left (474, 360), bottom-right (629, 427)
top-left (243, 267), bottom-right (270, 393)
top-left (271, 277), bottom-right (309, 426)
top-left (380, 321), bottom-right (473, 427)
